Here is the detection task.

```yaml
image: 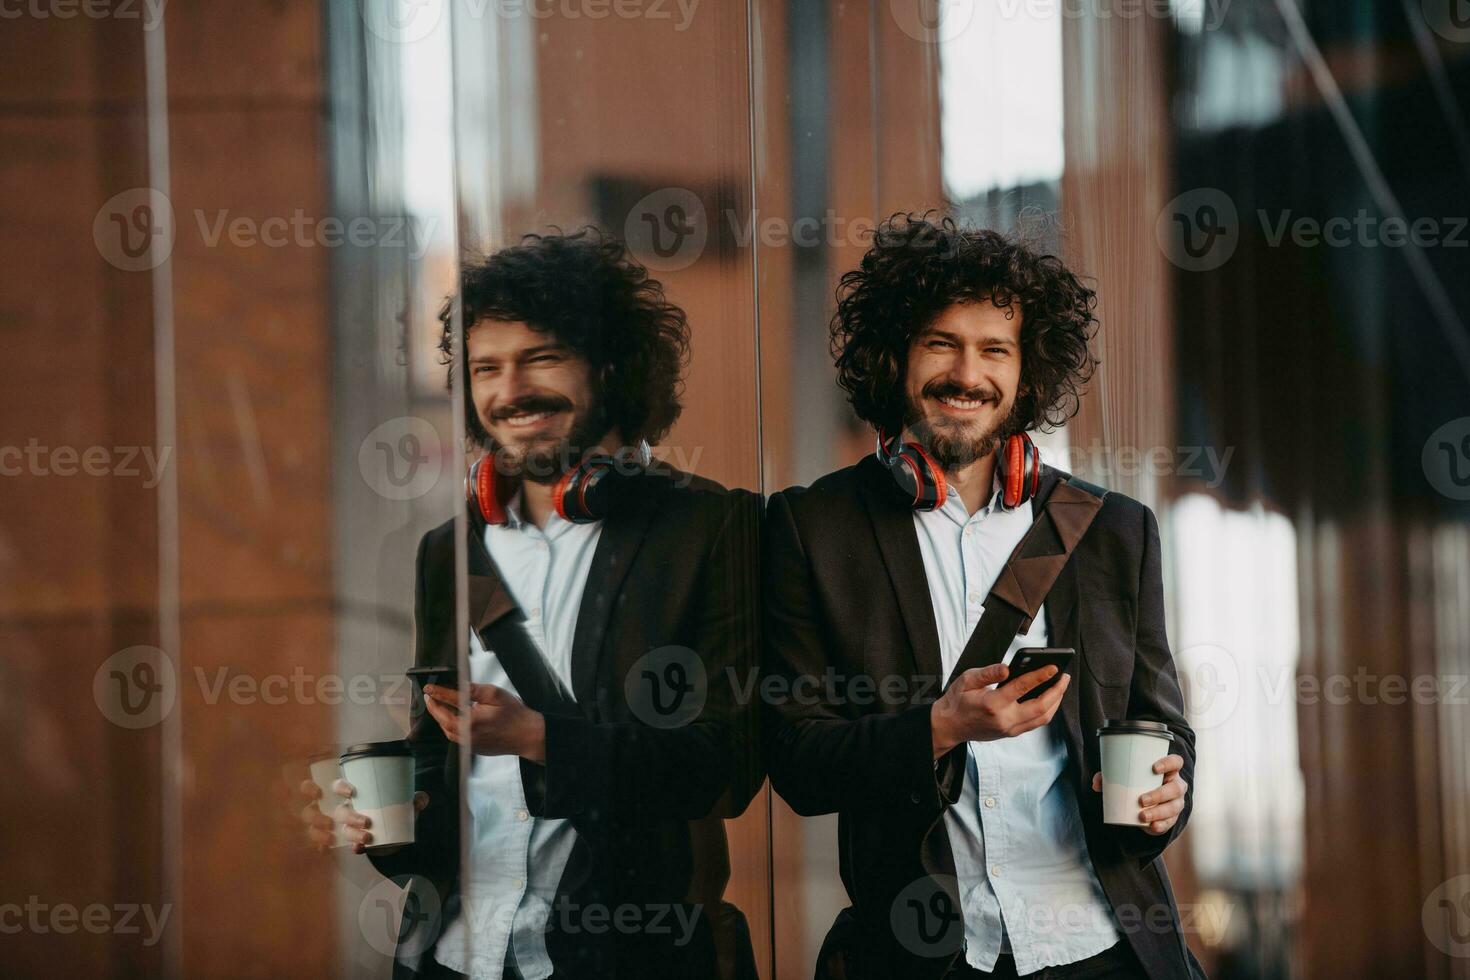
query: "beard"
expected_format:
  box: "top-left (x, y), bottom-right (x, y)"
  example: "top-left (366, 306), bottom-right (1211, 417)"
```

top-left (485, 393), bottom-right (611, 485)
top-left (905, 379), bottom-right (1022, 470)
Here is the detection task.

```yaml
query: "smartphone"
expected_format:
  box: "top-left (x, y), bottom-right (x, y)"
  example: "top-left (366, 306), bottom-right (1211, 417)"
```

top-left (406, 665), bottom-right (459, 715)
top-left (1008, 647), bottom-right (1074, 702)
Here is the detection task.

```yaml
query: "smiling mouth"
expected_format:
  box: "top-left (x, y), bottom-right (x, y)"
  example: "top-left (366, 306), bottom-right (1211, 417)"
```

top-left (934, 395), bottom-right (993, 412)
top-left (498, 409), bottom-right (562, 429)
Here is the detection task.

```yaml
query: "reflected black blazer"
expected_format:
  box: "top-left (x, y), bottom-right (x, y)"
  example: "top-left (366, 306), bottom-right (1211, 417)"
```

top-left (369, 469), bottom-right (761, 980)
top-left (763, 457), bottom-right (1204, 980)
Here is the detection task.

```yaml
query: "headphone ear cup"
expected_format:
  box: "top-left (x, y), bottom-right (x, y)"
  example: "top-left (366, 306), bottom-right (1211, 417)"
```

top-left (999, 432), bottom-right (1040, 510)
top-left (895, 443), bottom-right (947, 511)
top-left (553, 457), bottom-right (617, 524)
top-left (467, 456), bottom-right (508, 526)
top-left (1002, 435), bottom-right (1024, 509)
top-left (1026, 434), bottom-right (1040, 502)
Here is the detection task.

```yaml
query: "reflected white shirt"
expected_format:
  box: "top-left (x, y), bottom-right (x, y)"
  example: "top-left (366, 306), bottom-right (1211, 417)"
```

top-left (913, 474), bottom-right (1119, 974)
top-left (432, 498), bottom-right (602, 980)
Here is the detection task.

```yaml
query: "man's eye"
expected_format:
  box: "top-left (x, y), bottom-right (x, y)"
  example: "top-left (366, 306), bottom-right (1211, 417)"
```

top-left (529, 354), bottom-right (559, 364)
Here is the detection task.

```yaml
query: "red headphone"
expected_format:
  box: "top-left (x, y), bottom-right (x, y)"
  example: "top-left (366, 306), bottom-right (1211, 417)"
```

top-left (465, 453), bottom-right (621, 526)
top-left (877, 429), bottom-right (1040, 511)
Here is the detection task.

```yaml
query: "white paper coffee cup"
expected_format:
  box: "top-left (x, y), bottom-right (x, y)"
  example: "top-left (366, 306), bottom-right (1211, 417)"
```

top-left (1097, 720), bottom-right (1175, 826)
top-left (307, 750), bottom-right (349, 848)
top-left (339, 740), bottom-right (416, 849)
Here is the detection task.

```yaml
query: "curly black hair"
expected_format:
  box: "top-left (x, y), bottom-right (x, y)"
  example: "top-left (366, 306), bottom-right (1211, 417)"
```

top-left (440, 228), bottom-right (690, 448)
top-left (830, 212), bottom-right (1099, 434)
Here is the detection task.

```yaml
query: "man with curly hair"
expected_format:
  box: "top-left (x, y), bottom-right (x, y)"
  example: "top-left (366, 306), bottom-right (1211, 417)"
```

top-left (303, 230), bottom-right (761, 980)
top-left (764, 214), bottom-right (1201, 980)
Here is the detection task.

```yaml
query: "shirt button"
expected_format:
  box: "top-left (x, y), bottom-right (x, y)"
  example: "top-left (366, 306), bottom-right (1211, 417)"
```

top-left (984, 797), bottom-right (996, 808)
top-left (968, 592), bottom-right (982, 604)
top-left (529, 606), bottom-right (541, 618)
top-left (516, 809), bottom-right (529, 821)
top-left (990, 865), bottom-right (1002, 878)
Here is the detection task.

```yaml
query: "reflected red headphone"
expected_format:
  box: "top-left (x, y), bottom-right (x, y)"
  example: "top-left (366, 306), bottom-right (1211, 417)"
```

top-left (465, 453), bottom-right (622, 526)
top-left (877, 429), bottom-right (1040, 511)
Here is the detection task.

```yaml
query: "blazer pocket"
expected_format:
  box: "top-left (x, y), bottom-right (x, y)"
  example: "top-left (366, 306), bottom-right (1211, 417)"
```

top-left (1080, 597), bottom-right (1136, 687)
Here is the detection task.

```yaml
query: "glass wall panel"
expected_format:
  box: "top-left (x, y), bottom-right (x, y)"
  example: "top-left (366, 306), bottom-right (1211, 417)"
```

top-left (7, 2), bottom-right (1470, 979)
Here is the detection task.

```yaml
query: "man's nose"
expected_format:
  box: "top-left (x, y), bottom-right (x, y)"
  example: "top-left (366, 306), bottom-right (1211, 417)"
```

top-left (495, 363), bottom-right (534, 403)
top-left (948, 348), bottom-right (988, 391)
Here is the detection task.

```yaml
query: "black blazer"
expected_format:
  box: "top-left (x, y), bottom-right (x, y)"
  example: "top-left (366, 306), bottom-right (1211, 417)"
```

top-left (763, 456), bottom-right (1204, 980)
top-left (369, 469), bottom-right (762, 980)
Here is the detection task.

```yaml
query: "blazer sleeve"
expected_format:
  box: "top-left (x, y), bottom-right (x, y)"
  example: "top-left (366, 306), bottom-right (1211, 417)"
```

top-left (1114, 503), bottom-right (1197, 869)
top-left (761, 490), bottom-right (951, 817)
top-left (523, 490), bottom-right (760, 823)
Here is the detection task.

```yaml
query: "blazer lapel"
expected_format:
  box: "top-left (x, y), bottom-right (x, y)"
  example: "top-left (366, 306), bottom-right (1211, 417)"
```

top-left (567, 476), bottom-right (661, 707)
top-left (467, 519), bottom-right (520, 636)
top-left (858, 457), bottom-right (944, 686)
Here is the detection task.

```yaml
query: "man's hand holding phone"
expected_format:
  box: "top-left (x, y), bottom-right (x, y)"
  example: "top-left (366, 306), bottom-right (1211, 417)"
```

top-left (423, 683), bottom-right (547, 763)
top-left (930, 660), bottom-right (1070, 758)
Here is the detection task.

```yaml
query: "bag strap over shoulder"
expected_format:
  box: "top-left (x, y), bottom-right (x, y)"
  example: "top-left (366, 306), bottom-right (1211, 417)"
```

top-left (943, 474), bottom-right (1108, 690)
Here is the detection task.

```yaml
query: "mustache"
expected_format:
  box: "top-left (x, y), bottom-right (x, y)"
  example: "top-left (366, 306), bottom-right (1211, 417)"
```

top-left (921, 380), bottom-right (999, 404)
top-left (491, 394), bottom-right (573, 421)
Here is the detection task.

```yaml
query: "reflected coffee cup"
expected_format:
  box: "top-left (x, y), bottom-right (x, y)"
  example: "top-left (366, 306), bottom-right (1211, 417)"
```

top-left (339, 740), bottom-right (416, 849)
top-left (1096, 720), bottom-right (1174, 826)
top-left (307, 749), bottom-right (349, 848)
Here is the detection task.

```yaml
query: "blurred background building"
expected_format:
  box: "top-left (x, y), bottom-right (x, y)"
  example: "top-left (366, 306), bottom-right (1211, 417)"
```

top-left (2, 0), bottom-right (1468, 977)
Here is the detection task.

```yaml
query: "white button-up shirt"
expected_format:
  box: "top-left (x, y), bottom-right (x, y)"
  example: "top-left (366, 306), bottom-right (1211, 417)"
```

top-left (912, 473), bottom-right (1119, 974)
top-left (432, 497), bottom-right (602, 980)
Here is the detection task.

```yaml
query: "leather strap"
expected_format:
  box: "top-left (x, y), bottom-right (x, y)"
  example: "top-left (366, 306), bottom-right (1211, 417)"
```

top-left (943, 475), bottom-right (1108, 691)
top-left (468, 523), bottom-right (580, 717)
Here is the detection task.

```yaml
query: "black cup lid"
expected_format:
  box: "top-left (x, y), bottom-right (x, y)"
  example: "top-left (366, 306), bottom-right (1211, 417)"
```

top-left (339, 739), bottom-right (412, 763)
top-left (1096, 719), bottom-right (1174, 740)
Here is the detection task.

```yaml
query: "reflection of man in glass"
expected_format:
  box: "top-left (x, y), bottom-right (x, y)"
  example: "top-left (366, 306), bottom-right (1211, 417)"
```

top-left (764, 215), bottom-right (1200, 980)
top-left (303, 230), bottom-right (759, 980)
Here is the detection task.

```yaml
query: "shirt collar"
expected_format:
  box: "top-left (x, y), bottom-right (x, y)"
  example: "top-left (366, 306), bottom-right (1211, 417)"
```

top-left (498, 488), bottom-right (528, 530)
top-left (932, 466), bottom-right (1006, 524)
top-left (492, 488), bottom-right (590, 537)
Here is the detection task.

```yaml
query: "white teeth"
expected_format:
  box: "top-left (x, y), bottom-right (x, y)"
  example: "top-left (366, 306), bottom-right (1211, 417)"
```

top-left (939, 396), bottom-right (985, 410)
top-left (502, 410), bottom-right (555, 427)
